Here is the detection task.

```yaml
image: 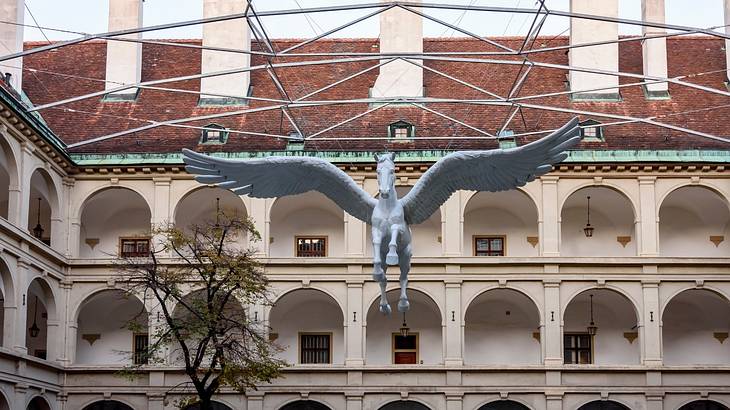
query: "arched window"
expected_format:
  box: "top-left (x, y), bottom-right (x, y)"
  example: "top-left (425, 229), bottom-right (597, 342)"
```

top-left (477, 400), bottom-right (530, 410)
top-left (83, 400), bottom-right (135, 410)
top-left (577, 401), bottom-right (630, 410)
top-left (678, 401), bottom-right (729, 410)
top-left (279, 400), bottom-right (331, 410)
top-left (379, 401), bottom-right (430, 410)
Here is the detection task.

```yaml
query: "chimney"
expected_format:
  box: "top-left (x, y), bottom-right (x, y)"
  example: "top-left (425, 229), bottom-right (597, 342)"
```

top-left (200, 0), bottom-right (250, 105)
top-left (642, 0), bottom-right (669, 98)
top-left (0, 0), bottom-right (25, 92)
top-left (569, 0), bottom-right (620, 100)
top-left (105, 0), bottom-right (143, 100)
top-left (371, 0), bottom-right (423, 98)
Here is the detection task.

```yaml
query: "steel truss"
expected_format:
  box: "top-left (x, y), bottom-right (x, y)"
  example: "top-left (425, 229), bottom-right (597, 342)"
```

top-left (2, 0), bottom-right (729, 148)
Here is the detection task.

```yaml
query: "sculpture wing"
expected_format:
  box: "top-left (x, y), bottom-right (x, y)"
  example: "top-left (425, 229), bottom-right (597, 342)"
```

top-left (182, 149), bottom-right (377, 223)
top-left (400, 117), bottom-right (581, 224)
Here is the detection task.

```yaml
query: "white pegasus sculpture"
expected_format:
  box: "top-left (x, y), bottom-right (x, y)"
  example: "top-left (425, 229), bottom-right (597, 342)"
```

top-left (182, 117), bottom-right (580, 314)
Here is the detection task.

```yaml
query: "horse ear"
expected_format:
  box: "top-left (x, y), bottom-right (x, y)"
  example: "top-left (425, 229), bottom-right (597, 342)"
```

top-left (374, 153), bottom-right (380, 162)
top-left (388, 153), bottom-right (396, 161)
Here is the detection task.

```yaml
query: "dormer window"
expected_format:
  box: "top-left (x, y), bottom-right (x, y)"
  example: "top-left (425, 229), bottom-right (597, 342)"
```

top-left (579, 119), bottom-right (604, 142)
top-left (498, 130), bottom-right (516, 149)
top-left (200, 123), bottom-right (229, 144)
top-left (389, 120), bottom-right (415, 141)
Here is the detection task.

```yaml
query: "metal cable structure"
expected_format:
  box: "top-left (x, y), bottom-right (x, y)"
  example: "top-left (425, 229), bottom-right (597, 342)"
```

top-left (5, 1), bottom-right (730, 148)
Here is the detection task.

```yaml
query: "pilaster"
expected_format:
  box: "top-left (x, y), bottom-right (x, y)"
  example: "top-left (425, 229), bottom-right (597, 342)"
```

top-left (346, 279), bottom-right (365, 366)
top-left (445, 280), bottom-right (463, 365)
top-left (642, 278), bottom-right (662, 365)
top-left (441, 192), bottom-right (463, 256)
top-left (638, 177), bottom-right (659, 256)
top-left (541, 177), bottom-right (560, 256)
top-left (543, 277), bottom-right (562, 365)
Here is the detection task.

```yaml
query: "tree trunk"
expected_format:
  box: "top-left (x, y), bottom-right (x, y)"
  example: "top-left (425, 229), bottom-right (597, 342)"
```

top-left (198, 396), bottom-right (213, 410)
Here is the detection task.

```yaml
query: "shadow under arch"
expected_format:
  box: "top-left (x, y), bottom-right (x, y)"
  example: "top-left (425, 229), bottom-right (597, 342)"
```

top-left (477, 399), bottom-right (532, 410)
top-left (0, 387), bottom-right (9, 410)
top-left (183, 402), bottom-right (233, 410)
top-left (678, 400), bottom-right (730, 410)
top-left (173, 185), bottom-right (248, 228)
top-left (269, 287), bottom-right (345, 365)
top-left (0, 134), bottom-right (19, 221)
top-left (26, 395), bottom-right (51, 410)
top-left (26, 276), bottom-right (58, 360)
top-left (279, 400), bottom-right (332, 410)
top-left (561, 285), bottom-right (641, 320)
top-left (28, 167), bottom-right (59, 246)
top-left (577, 400), bottom-right (631, 410)
top-left (378, 400), bottom-right (432, 410)
top-left (0, 255), bottom-right (14, 348)
top-left (82, 400), bottom-right (135, 410)
top-left (464, 287), bottom-right (542, 365)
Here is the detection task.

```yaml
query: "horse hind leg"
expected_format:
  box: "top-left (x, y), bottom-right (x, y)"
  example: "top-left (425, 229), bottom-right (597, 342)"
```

top-left (397, 245), bottom-right (412, 312)
top-left (386, 225), bottom-right (399, 266)
top-left (377, 248), bottom-right (391, 315)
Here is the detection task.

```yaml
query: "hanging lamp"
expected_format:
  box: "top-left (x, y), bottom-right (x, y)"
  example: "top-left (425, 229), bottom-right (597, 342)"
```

top-left (583, 195), bottom-right (594, 238)
top-left (399, 312), bottom-right (410, 337)
top-left (28, 295), bottom-right (40, 338)
top-left (586, 294), bottom-right (598, 336)
top-left (32, 197), bottom-right (44, 240)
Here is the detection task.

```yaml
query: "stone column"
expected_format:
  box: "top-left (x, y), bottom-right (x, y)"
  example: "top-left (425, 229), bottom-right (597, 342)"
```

top-left (543, 278), bottom-right (562, 365)
top-left (444, 280), bottom-right (463, 366)
top-left (248, 198), bottom-right (268, 256)
top-left (14, 258), bottom-right (29, 353)
top-left (151, 177), bottom-right (171, 254)
top-left (642, 279), bottom-right (662, 365)
top-left (642, 0), bottom-right (669, 97)
top-left (346, 394), bottom-right (363, 410)
top-left (541, 177), bottom-right (560, 256)
top-left (18, 142), bottom-right (36, 230)
top-left (441, 192), bottom-right (463, 256)
top-left (446, 394), bottom-right (463, 410)
top-left (59, 279), bottom-right (73, 365)
top-left (345, 280), bottom-right (365, 366)
top-left (638, 177), bottom-right (659, 256)
top-left (546, 393), bottom-right (564, 410)
top-left (13, 384), bottom-right (28, 410)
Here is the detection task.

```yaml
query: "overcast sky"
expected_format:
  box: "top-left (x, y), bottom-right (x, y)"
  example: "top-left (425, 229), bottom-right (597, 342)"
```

top-left (20, 0), bottom-right (726, 42)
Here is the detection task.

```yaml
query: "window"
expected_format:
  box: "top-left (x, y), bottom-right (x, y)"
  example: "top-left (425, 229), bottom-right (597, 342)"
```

top-left (474, 236), bottom-right (505, 256)
top-left (498, 130), bottom-right (517, 149)
top-left (579, 119), bottom-right (604, 141)
top-left (133, 333), bottom-right (149, 365)
top-left (564, 333), bottom-right (593, 364)
top-left (392, 333), bottom-right (418, 364)
top-left (120, 238), bottom-right (150, 258)
top-left (300, 333), bottom-right (331, 364)
top-left (296, 236), bottom-right (327, 257)
top-left (389, 120), bottom-right (415, 140)
top-left (200, 123), bottom-right (229, 144)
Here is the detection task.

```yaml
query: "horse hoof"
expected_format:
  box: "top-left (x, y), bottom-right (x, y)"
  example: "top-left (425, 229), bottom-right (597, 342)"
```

top-left (397, 299), bottom-right (410, 312)
top-left (380, 303), bottom-right (392, 315)
top-left (386, 253), bottom-right (399, 266)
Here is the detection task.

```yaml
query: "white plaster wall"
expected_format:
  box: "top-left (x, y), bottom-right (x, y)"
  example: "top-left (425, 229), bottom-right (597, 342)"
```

top-left (76, 290), bottom-right (146, 365)
top-left (365, 290), bottom-right (442, 365)
top-left (464, 289), bottom-right (541, 365)
top-left (269, 192), bottom-right (344, 257)
top-left (659, 186), bottom-right (730, 257)
top-left (561, 187), bottom-right (636, 257)
top-left (79, 188), bottom-right (151, 258)
top-left (269, 289), bottom-right (344, 365)
top-left (564, 290), bottom-right (640, 365)
top-left (663, 289), bottom-right (730, 365)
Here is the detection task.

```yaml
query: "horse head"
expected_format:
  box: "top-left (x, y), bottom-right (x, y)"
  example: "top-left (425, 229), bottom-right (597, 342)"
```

top-left (374, 153), bottom-right (396, 199)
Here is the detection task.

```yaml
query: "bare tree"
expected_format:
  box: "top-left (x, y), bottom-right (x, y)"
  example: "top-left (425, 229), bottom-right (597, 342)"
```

top-left (118, 213), bottom-right (285, 410)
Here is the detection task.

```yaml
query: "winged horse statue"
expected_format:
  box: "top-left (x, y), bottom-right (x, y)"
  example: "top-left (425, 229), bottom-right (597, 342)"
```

top-left (182, 117), bottom-right (580, 314)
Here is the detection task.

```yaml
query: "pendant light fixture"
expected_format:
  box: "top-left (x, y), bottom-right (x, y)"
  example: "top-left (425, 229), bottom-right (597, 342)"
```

top-left (583, 195), bottom-right (594, 238)
top-left (28, 295), bottom-right (40, 338)
top-left (586, 294), bottom-right (598, 336)
top-left (32, 197), bottom-right (44, 240)
top-left (215, 197), bottom-right (221, 228)
top-left (399, 312), bottom-right (410, 337)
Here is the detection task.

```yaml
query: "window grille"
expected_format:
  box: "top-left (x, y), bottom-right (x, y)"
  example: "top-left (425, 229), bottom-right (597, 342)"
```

top-left (392, 333), bottom-right (418, 364)
top-left (133, 333), bottom-right (149, 365)
top-left (300, 333), bottom-right (331, 364)
top-left (564, 333), bottom-right (593, 364)
top-left (120, 238), bottom-right (150, 258)
top-left (296, 236), bottom-right (327, 257)
top-left (474, 236), bottom-right (505, 256)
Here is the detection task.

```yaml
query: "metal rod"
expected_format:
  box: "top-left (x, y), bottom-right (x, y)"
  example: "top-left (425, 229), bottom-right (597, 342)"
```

top-left (306, 102), bottom-right (393, 140)
top-left (409, 102), bottom-right (495, 137)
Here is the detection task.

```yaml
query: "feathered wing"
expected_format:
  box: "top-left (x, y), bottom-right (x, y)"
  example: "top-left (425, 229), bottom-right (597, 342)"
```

top-left (182, 149), bottom-right (377, 223)
top-left (401, 117), bottom-right (581, 224)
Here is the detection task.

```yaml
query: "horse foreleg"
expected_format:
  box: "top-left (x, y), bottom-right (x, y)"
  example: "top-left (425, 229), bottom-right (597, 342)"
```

top-left (397, 245), bottom-right (412, 312)
top-left (377, 271), bottom-right (391, 315)
top-left (386, 225), bottom-right (399, 265)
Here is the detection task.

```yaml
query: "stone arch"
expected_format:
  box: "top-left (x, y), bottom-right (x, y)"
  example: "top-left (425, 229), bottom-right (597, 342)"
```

top-left (27, 167), bottom-right (60, 246)
top-left (660, 286), bottom-right (730, 318)
top-left (269, 287), bottom-right (345, 365)
top-left (563, 288), bottom-right (640, 365)
top-left (26, 395), bottom-right (51, 410)
top-left (26, 276), bottom-right (58, 360)
top-left (173, 185), bottom-right (248, 229)
top-left (559, 182), bottom-right (639, 218)
top-left (364, 285), bottom-right (445, 325)
top-left (476, 399), bottom-right (533, 410)
top-left (377, 400), bottom-right (433, 410)
top-left (576, 400), bottom-right (631, 410)
top-left (366, 288), bottom-right (443, 365)
top-left (677, 400), bottom-right (730, 410)
top-left (462, 187), bottom-right (541, 220)
top-left (0, 255), bottom-right (15, 348)
top-left (74, 289), bottom-right (148, 365)
top-left (271, 285), bottom-right (346, 318)
top-left (0, 387), bottom-right (9, 410)
top-left (560, 185), bottom-right (637, 256)
top-left (183, 402), bottom-right (233, 410)
top-left (463, 189), bottom-right (540, 257)
top-left (463, 284), bottom-right (544, 321)
top-left (81, 400), bottom-right (135, 410)
top-left (77, 186), bottom-right (152, 258)
top-left (656, 182), bottom-right (730, 213)
top-left (278, 400), bottom-right (333, 410)
top-left (0, 133), bottom-right (19, 221)
top-left (74, 184), bottom-right (153, 221)
top-left (562, 285), bottom-right (641, 320)
top-left (662, 288), bottom-right (730, 365)
top-left (464, 287), bottom-right (542, 365)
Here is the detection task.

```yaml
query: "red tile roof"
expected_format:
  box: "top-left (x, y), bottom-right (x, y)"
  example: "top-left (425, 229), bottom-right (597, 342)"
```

top-left (20, 36), bottom-right (730, 154)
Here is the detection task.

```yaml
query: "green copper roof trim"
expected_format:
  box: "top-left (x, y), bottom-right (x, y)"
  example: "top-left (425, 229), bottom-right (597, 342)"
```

top-left (70, 149), bottom-right (730, 166)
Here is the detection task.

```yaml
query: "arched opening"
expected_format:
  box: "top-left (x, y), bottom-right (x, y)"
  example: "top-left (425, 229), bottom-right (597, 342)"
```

top-left (26, 278), bottom-right (56, 360)
top-left (663, 289), bottom-right (730, 365)
top-left (28, 169), bottom-right (58, 247)
top-left (75, 289), bottom-right (148, 365)
top-left (183, 402), bottom-right (232, 410)
top-left (82, 400), bottom-right (135, 410)
top-left (577, 401), bottom-right (630, 410)
top-left (477, 400), bottom-right (531, 410)
top-left (0, 138), bottom-right (18, 221)
top-left (678, 401), bottom-right (730, 410)
top-left (563, 289), bottom-right (639, 365)
top-left (366, 187), bottom-right (442, 257)
top-left (79, 188), bottom-right (151, 258)
top-left (0, 258), bottom-right (14, 348)
top-left (464, 288), bottom-right (541, 365)
top-left (0, 392), bottom-right (9, 410)
top-left (378, 401), bottom-right (430, 410)
top-left (269, 191), bottom-right (344, 257)
top-left (27, 396), bottom-right (51, 410)
top-left (659, 186), bottom-right (730, 257)
top-left (561, 186), bottom-right (636, 257)
top-left (279, 400), bottom-right (331, 410)
top-left (175, 186), bottom-right (247, 230)
top-left (269, 288), bottom-right (344, 365)
top-left (463, 190), bottom-right (539, 257)
top-left (366, 289), bottom-right (442, 365)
